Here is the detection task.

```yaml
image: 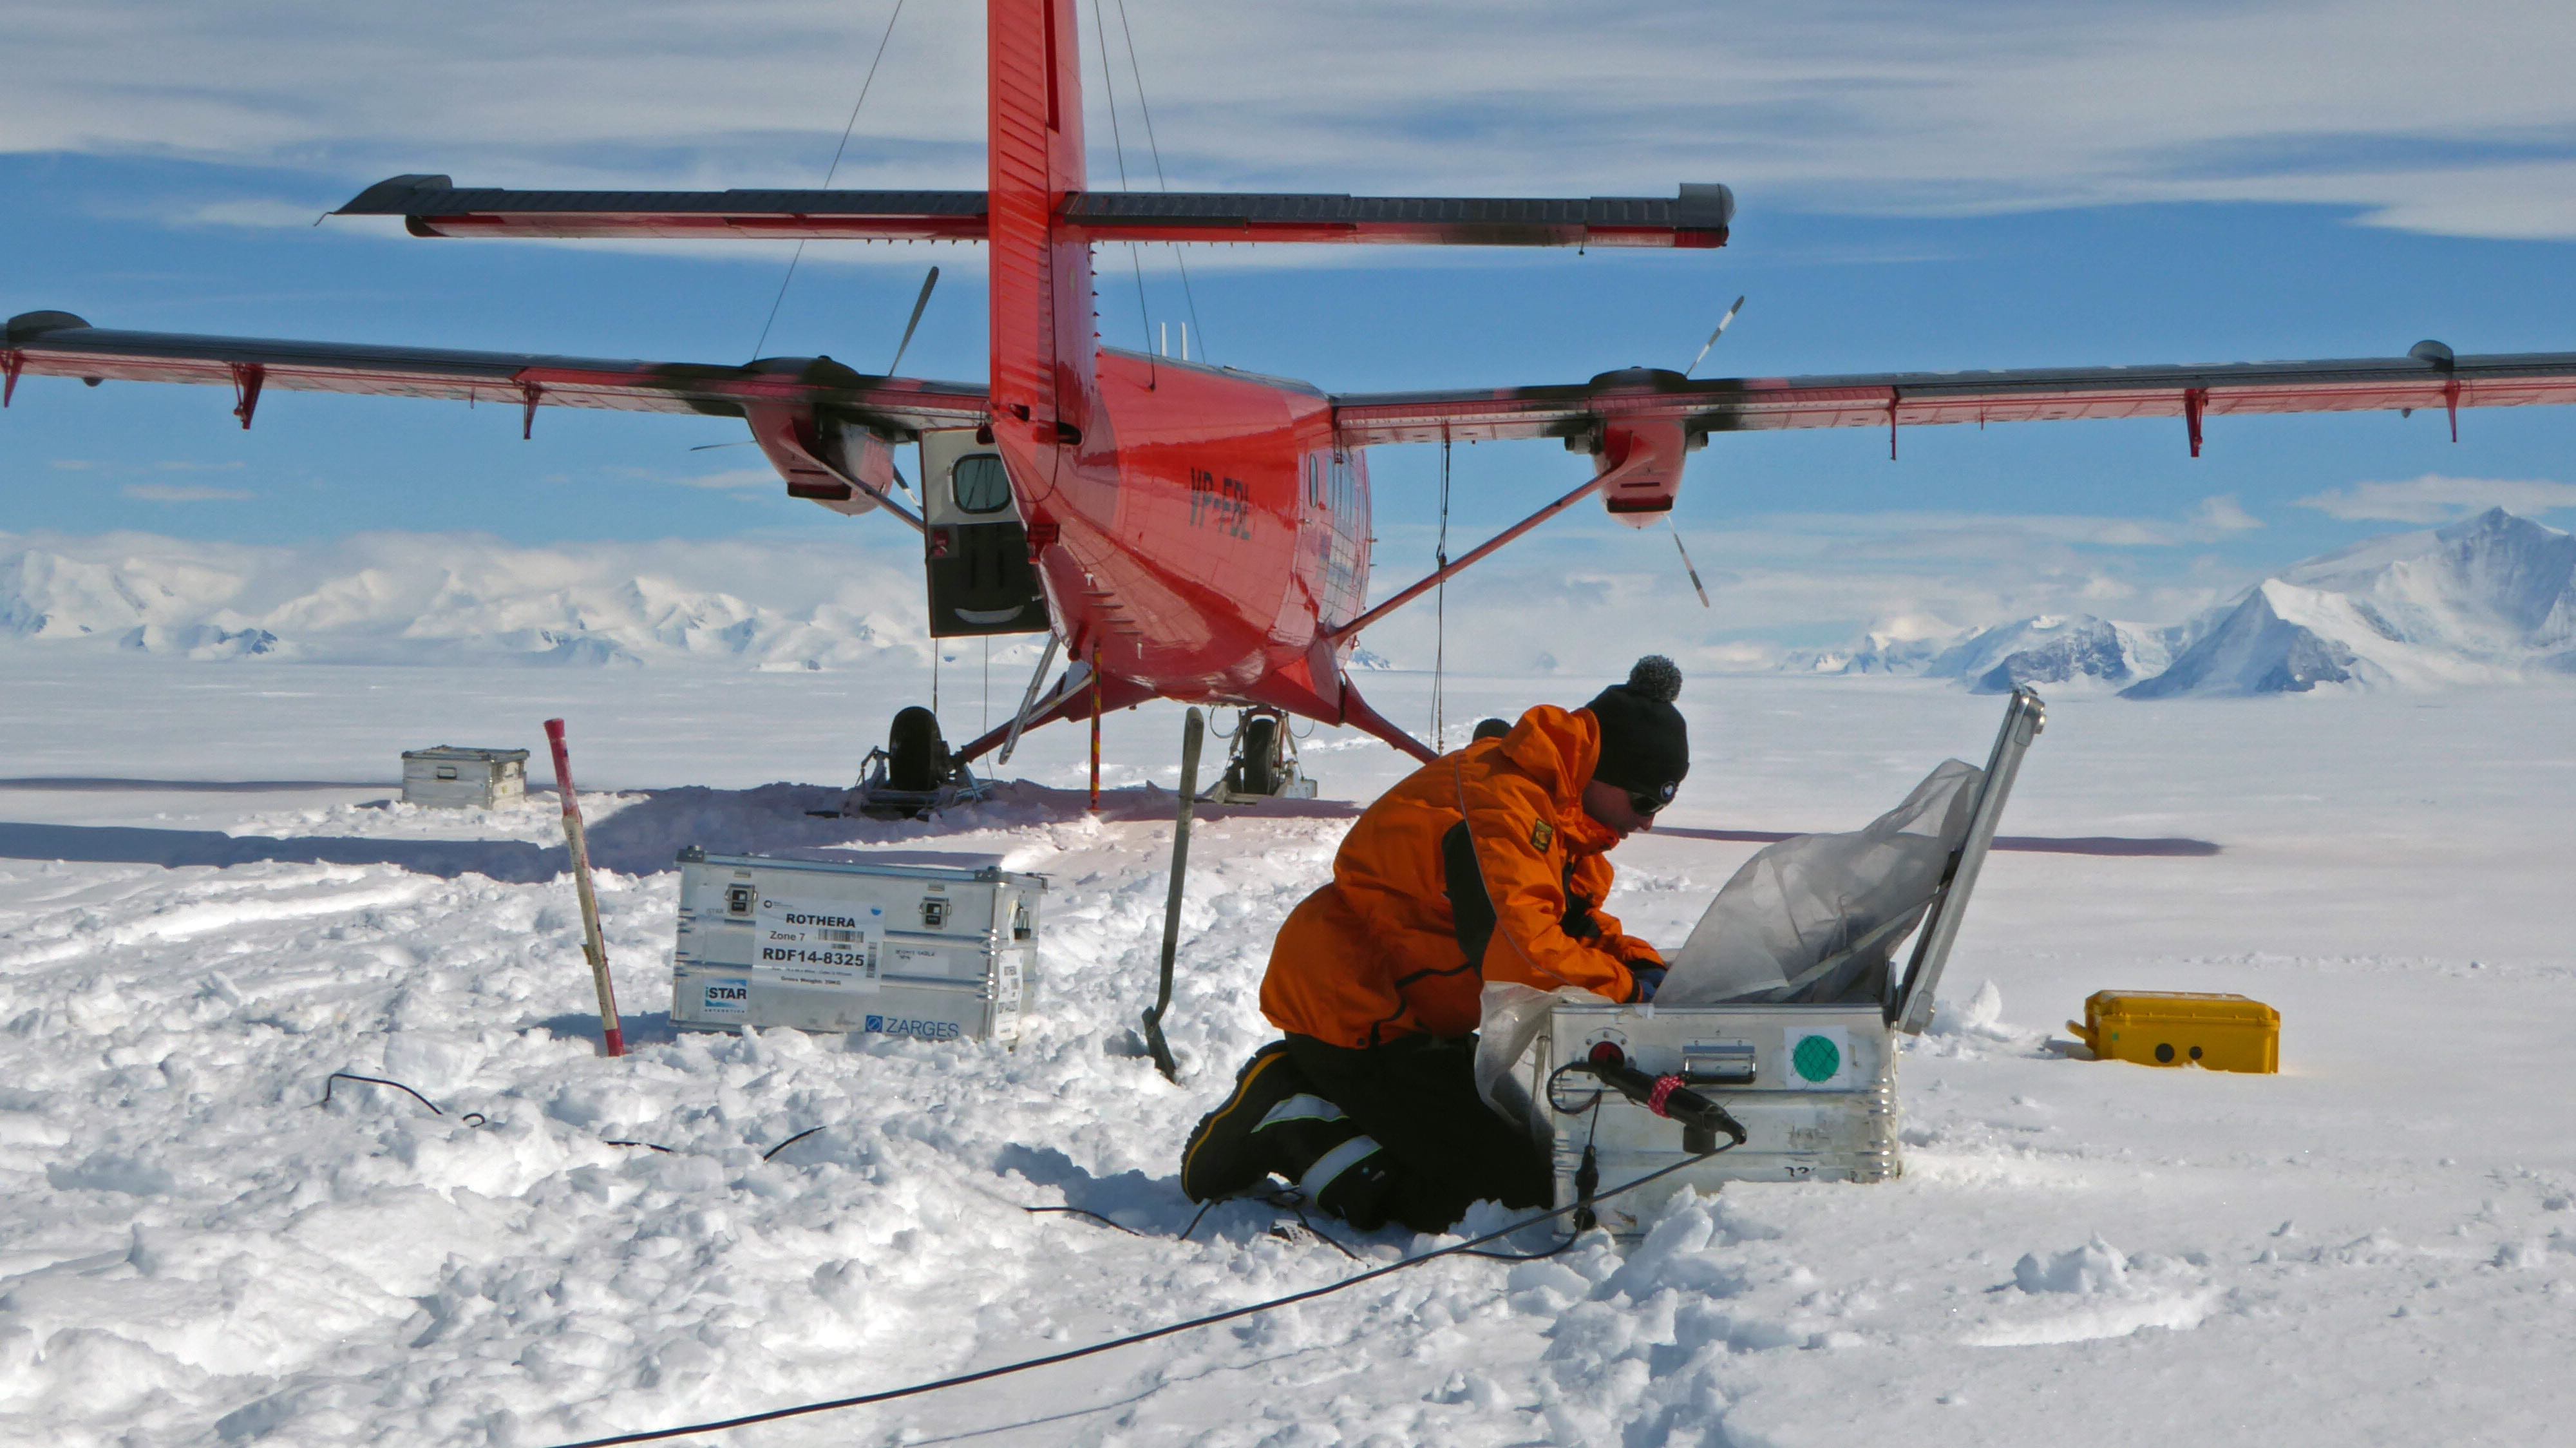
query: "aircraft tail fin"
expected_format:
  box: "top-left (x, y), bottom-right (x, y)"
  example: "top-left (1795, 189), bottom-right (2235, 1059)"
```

top-left (987, 0), bottom-right (1094, 441)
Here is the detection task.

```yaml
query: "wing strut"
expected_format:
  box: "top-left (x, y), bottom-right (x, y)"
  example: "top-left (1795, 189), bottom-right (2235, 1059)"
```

top-left (1326, 473), bottom-right (1605, 642)
top-left (1325, 420), bottom-right (1683, 642)
top-left (996, 634), bottom-right (1061, 765)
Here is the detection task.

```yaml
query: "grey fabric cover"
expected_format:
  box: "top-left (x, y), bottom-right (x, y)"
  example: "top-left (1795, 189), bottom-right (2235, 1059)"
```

top-left (1655, 759), bottom-right (1984, 1007)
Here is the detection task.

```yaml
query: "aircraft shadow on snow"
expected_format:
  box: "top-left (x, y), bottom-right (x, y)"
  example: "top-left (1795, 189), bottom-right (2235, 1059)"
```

top-left (0, 779), bottom-right (2208, 880)
top-left (0, 778), bottom-right (1366, 882)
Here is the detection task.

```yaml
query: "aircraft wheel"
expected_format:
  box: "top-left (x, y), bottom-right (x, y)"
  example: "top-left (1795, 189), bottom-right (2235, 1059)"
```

top-left (1238, 714), bottom-right (1281, 795)
top-left (887, 706), bottom-right (949, 792)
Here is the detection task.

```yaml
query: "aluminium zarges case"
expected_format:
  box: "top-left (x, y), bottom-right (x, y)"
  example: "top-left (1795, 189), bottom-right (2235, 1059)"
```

top-left (1524, 689), bottom-right (2045, 1234)
top-left (670, 848), bottom-right (1045, 1043)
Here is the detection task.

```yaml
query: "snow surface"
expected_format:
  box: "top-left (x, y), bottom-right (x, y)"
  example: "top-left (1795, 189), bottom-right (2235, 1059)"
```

top-left (1, 657), bottom-right (2571, 1445)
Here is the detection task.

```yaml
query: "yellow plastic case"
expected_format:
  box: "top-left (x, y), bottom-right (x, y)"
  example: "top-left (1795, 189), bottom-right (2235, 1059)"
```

top-left (2069, 991), bottom-right (2278, 1074)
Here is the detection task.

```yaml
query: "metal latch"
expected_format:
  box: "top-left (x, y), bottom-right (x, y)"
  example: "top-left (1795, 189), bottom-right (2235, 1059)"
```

top-left (724, 884), bottom-right (755, 917)
top-left (921, 897), bottom-right (950, 929)
top-left (1681, 1041), bottom-right (1758, 1085)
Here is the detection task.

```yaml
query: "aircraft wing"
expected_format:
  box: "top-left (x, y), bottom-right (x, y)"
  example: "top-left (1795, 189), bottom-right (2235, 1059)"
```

top-left (3, 309), bottom-right (988, 435)
top-left (1328, 347), bottom-right (2576, 450)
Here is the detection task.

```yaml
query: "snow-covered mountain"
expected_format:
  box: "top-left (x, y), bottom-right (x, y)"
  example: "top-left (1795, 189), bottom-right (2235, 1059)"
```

top-left (0, 533), bottom-right (937, 671)
top-left (1783, 627), bottom-right (1951, 677)
top-left (1926, 614), bottom-right (2177, 693)
top-left (1788, 511), bottom-right (2575, 699)
top-left (17, 511), bottom-right (2573, 693)
top-left (1791, 614), bottom-right (2175, 691)
top-left (2125, 508), bottom-right (2576, 697)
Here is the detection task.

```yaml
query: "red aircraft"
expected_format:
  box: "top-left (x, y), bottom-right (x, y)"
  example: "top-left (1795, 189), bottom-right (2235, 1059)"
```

top-left (10, 0), bottom-right (2576, 805)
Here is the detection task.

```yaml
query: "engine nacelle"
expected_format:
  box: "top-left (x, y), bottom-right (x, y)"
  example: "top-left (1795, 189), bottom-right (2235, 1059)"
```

top-left (1575, 413), bottom-right (1694, 526)
top-left (744, 403), bottom-right (900, 518)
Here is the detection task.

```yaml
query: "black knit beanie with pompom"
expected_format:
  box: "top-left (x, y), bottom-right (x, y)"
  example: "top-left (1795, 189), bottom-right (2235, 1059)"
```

top-left (1584, 656), bottom-right (1689, 804)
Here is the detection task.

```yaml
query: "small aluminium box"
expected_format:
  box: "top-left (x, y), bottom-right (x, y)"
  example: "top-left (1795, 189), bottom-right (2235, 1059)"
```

top-left (2069, 991), bottom-right (2278, 1073)
top-left (670, 848), bottom-right (1045, 1044)
top-left (401, 746), bottom-right (528, 808)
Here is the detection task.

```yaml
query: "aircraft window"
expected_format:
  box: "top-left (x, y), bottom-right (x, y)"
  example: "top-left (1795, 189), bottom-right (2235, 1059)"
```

top-left (952, 454), bottom-right (1012, 514)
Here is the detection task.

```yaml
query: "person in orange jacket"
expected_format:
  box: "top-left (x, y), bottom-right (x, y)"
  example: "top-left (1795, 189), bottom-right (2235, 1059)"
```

top-left (1182, 656), bottom-right (1689, 1232)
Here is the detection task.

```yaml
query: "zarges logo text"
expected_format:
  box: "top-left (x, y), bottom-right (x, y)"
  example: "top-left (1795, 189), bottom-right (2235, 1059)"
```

top-left (864, 1015), bottom-right (962, 1042)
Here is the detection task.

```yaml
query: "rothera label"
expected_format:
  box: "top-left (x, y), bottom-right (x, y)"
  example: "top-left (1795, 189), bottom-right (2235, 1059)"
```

top-left (751, 894), bottom-right (884, 993)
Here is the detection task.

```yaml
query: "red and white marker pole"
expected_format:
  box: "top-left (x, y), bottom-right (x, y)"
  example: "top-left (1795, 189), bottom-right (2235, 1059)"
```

top-left (544, 718), bottom-right (625, 1058)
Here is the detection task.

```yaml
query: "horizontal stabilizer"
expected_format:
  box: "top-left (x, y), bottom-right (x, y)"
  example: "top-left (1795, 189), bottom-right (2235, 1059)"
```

top-left (338, 175), bottom-right (989, 241)
top-left (336, 175), bottom-right (1731, 248)
top-left (1066, 186), bottom-right (1732, 248)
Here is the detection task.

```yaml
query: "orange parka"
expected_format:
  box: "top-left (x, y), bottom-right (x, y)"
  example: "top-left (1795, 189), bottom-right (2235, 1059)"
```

top-left (1261, 705), bottom-right (1662, 1049)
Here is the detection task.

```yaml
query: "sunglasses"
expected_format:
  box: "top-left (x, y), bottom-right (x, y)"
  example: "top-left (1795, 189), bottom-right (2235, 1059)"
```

top-left (1626, 783), bottom-right (1677, 816)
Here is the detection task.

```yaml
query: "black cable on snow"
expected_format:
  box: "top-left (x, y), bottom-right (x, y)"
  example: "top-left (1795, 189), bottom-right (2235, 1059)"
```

top-left (759, 1125), bottom-right (829, 1161)
top-left (545, 1145), bottom-right (1730, 1447)
top-left (319, 1071), bottom-right (1666, 1442)
top-left (316, 1072), bottom-right (485, 1127)
top-left (1023, 1206), bottom-right (1144, 1236)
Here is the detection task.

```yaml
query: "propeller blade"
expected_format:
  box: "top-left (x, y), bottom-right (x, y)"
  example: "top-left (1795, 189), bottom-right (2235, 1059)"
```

top-left (1683, 295), bottom-right (1746, 378)
top-left (1668, 517), bottom-right (1712, 609)
top-left (887, 265), bottom-right (940, 375)
top-left (687, 439), bottom-right (757, 452)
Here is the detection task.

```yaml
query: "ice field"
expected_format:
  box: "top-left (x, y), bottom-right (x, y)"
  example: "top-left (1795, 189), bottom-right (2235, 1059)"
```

top-left (1, 655), bottom-right (2570, 1445)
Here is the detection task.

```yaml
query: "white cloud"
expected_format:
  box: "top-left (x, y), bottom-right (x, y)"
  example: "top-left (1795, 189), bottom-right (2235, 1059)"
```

top-left (1347, 496), bottom-right (2280, 675)
top-left (122, 483), bottom-right (255, 502)
top-left (666, 468), bottom-right (781, 492)
top-left (182, 198), bottom-right (330, 229)
top-left (2192, 495), bottom-right (2264, 533)
top-left (2294, 473), bottom-right (2576, 522)
top-left (1725, 501), bottom-right (2249, 551)
top-left (605, 465), bottom-right (782, 491)
top-left (6, 2), bottom-right (2576, 238)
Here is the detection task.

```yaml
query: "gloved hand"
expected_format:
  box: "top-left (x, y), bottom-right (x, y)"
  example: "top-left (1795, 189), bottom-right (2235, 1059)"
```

top-left (1631, 966), bottom-right (1667, 1004)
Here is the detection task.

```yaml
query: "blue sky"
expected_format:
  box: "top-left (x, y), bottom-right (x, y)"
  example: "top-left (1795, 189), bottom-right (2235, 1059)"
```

top-left (7, 1), bottom-right (2576, 664)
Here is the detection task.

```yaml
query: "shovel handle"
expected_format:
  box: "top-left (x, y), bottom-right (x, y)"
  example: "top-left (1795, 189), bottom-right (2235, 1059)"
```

top-left (544, 718), bottom-right (624, 1058)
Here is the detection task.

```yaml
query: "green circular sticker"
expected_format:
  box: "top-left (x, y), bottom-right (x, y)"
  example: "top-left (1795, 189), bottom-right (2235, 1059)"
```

top-left (1792, 1034), bottom-right (1842, 1083)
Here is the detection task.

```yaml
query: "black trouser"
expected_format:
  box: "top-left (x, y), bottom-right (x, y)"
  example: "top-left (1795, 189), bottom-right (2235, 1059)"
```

top-left (1283, 1032), bottom-right (1551, 1234)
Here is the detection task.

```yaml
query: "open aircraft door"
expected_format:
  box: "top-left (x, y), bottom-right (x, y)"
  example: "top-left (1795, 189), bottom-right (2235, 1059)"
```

top-left (918, 430), bottom-right (1049, 637)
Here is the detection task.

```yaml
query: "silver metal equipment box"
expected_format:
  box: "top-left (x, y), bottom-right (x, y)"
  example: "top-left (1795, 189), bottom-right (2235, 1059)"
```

top-left (1524, 689), bottom-right (2045, 1235)
top-left (670, 848), bottom-right (1045, 1044)
top-left (400, 745), bottom-right (529, 808)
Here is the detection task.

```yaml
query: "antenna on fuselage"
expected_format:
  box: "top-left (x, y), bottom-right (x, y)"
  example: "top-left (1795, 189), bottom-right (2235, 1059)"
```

top-left (1683, 295), bottom-right (1745, 378)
